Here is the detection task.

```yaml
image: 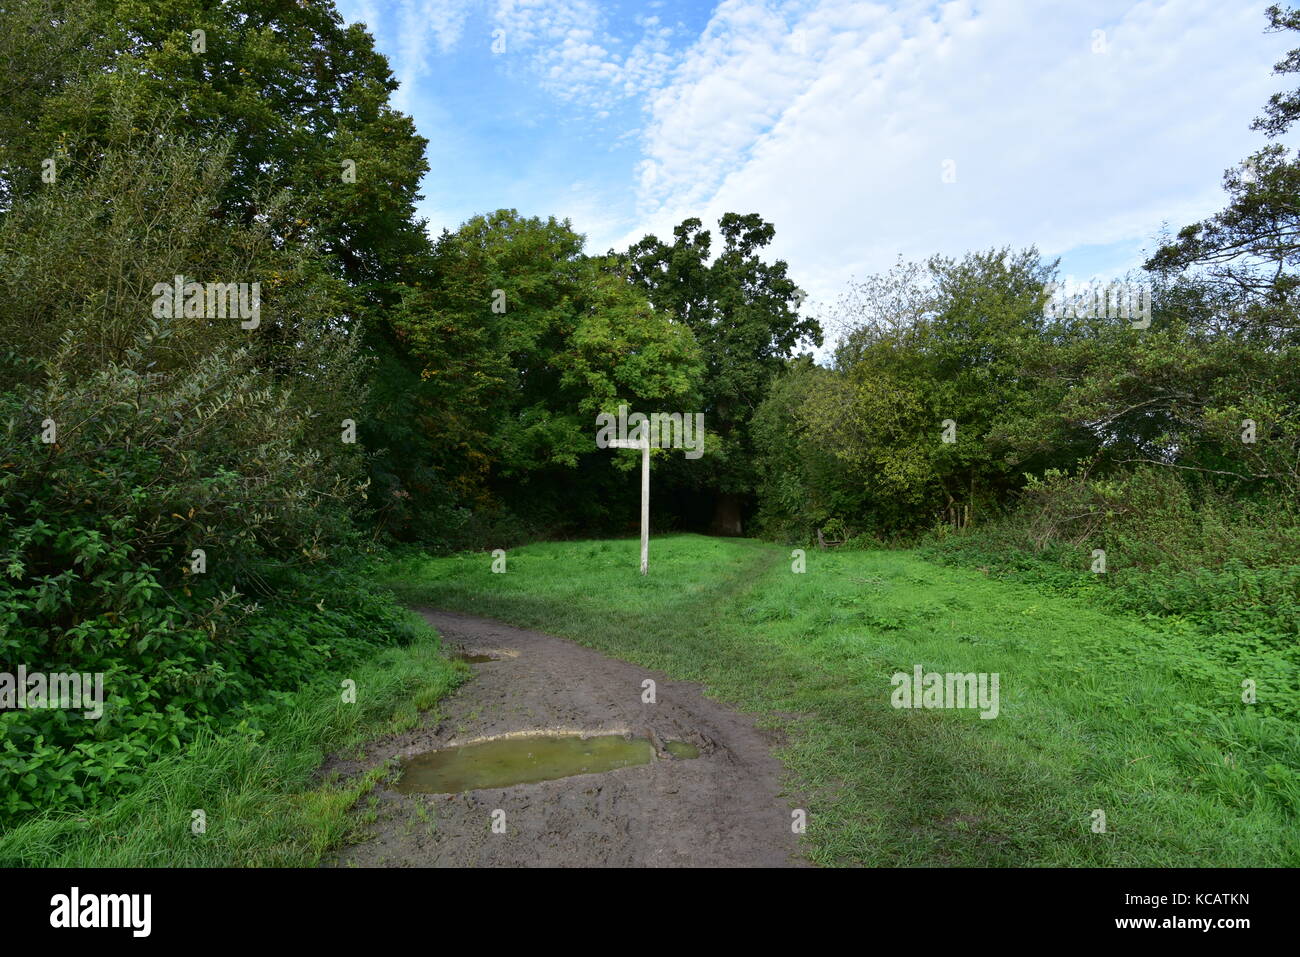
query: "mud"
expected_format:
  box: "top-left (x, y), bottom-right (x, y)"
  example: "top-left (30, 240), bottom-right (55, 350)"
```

top-left (325, 608), bottom-right (807, 867)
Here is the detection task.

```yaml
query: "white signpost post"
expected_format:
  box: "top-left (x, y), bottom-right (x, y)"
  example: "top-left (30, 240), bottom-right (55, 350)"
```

top-left (607, 435), bottom-right (650, 575)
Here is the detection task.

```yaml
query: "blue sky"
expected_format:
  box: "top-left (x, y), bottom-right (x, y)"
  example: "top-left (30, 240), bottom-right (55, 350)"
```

top-left (335, 0), bottom-right (1296, 330)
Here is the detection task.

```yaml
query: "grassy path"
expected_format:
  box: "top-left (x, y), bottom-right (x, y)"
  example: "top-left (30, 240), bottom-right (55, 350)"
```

top-left (380, 534), bottom-right (1298, 867)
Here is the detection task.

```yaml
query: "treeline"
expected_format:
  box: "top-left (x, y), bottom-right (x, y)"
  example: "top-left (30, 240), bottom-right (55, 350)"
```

top-left (0, 0), bottom-right (433, 819)
top-left (374, 208), bottom-right (816, 543)
top-left (753, 255), bottom-right (1298, 548)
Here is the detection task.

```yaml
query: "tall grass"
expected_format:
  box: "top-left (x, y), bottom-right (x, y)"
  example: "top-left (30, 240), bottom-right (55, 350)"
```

top-left (0, 616), bottom-right (465, 867)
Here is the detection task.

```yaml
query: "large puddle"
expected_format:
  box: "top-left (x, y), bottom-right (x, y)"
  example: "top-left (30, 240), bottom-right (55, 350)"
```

top-left (395, 733), bottom-right (696, 794)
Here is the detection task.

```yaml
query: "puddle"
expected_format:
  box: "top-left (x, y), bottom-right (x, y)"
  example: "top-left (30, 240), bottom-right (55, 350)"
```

top-left (451, 651), bottom-right (499, 664)
top-left (396, 734), bottom-right (655, 794)
top-left (664, 740), bottom-right (700, 759)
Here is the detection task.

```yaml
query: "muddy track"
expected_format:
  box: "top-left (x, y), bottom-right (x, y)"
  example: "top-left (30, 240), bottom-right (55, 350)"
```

top-left (325, 608), bottom-right (807, 867)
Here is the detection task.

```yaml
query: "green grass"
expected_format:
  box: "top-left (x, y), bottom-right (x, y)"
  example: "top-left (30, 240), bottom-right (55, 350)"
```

top-left (378, 533), bottom-right (1299, 867)
top-left (0, 612), bottom-right (466, 867)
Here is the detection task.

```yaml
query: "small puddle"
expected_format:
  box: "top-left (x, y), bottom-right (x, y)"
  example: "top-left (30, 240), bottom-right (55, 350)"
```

top-left (396, 734), bottom-right (654, 794)
top-left (451, 651), bottom-right (499, 664)
top-left (664, 740), bottom-right (700, 759)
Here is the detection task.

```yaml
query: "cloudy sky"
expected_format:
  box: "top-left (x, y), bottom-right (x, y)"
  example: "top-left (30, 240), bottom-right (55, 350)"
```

top-left (334, 0), bottom-right (1295, 321)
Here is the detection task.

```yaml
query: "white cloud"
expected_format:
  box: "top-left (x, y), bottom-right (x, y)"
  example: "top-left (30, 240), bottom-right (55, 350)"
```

top-left (389, 0), bottom-right (475, 109)
top-left (341, 0), bottom-right (686, 112)
top-left (491, 0), bottom-right (684, 107)
top-left (335, 0), bottom-right (477, 110)
top-left (610, 0), bottom-right (1293, 321)
top-left (336, 0), bottom-right (1295, 338)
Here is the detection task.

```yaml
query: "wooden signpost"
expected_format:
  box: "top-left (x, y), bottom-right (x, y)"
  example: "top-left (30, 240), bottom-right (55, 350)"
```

top-left (606, 435), bottom-right (650, 574)
top-left (600, 407), bottom-right (704, 575)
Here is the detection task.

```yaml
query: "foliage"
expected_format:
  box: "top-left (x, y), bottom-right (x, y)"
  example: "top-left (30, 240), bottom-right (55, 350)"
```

top-left (623, 213), bottom-right (823, 531)
top-left (378, 210), bottom-right (705, 536)
top-left (0, 628), bottom-right (464, 865)
top-left (0, 126), bottom-right (390, 823)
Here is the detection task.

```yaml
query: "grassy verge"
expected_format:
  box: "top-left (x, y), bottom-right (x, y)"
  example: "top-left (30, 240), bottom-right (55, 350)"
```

top-left (379, 533), bottom-right (1299, 867)
top-left (0, 611), bottom-right (466, 867)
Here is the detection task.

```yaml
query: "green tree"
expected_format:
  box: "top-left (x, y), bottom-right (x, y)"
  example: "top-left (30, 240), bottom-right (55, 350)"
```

top-left (1147, 4), bottom-right (1300, 339)
top-left (3, 0), bottom-right (430, 284)
top-left (0, 0), bottom-right (451, 539)
top-left (751, 357), bottom-right (866, 541)
top-left (794, 250), bottom-right (1054, 533)
top-left (1143, 2), bottom-right (1300, 496)
top-left (623, 213), bottom-right (821, 533)
top-left (0, 132), bottom-right (375, 817)
top-left (387, 210), bottom-right (703, 532)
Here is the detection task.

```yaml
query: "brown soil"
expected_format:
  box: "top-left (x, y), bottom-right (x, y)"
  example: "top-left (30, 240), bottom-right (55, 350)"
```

top-left (324, 608), bottom-right (808, 867)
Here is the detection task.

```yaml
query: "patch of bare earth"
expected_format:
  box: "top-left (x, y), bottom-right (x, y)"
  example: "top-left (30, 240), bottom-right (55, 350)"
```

top-left (324, 608), bottom-right (808, 867)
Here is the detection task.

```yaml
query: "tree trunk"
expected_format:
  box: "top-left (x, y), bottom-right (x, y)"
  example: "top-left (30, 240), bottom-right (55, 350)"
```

top-left (709, 494), bottom-right (744, 536)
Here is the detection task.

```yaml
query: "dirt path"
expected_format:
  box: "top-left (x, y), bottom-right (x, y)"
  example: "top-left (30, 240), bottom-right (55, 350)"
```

top-left (326, 608), bottom-right (807, 867)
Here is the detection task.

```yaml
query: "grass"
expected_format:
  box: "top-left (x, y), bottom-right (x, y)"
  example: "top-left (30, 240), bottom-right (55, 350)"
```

top-left (378, 533), bottom-right (1299, 867)
top-left (0, 611), bottom-right (466, 867)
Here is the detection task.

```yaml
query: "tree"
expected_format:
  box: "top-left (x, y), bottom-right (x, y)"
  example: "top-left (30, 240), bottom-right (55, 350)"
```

top-left (0, 0), bottom-right (446, 541)
top-left (1141, 3), bottom-right (1300, 496)
top-left (623, 213), bottom-right (821, 533)
top-left (789, 250), bottom-right (1058, 533)
top-left (751, 356), bottom-right (865, 541)
top-left (1146, 4), bottom-right (1300, 339)
top-left (387, 210), bottom-right (703, 533)
top-left (0, 130), bottom-right (375, 816)
top-left (2, 0), bottom-right (431, 285)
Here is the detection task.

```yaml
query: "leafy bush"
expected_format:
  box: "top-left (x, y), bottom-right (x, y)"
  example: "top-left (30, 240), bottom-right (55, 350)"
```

top-left (0, 564), bottom-right (416, 822)
top-left (0, 131), bottom-right (391, 824)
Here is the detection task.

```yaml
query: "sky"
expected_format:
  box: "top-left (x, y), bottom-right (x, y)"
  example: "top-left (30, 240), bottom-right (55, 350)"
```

top-left (333, 0), bottom-right (1296, 330)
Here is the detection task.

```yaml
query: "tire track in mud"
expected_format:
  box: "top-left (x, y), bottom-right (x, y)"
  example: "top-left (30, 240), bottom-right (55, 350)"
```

top-left (324, 602), bottom-right (807, 868)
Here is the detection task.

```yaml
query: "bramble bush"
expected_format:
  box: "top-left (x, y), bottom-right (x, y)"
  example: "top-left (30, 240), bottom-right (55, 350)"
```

top-left (0, 131), bottom-right (408, 823)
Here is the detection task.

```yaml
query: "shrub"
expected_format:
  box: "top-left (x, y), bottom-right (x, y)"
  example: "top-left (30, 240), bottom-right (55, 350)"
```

top-left (0, 130), bottom-right (386, 823)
